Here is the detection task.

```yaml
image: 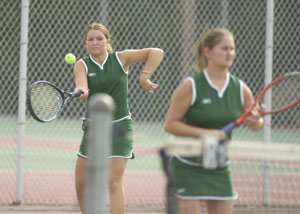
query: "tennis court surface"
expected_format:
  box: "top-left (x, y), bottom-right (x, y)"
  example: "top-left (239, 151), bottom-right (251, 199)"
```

top-left (0, 205), bottom-right (165, 214)
top-left (1, 205), bottom-right (300, 214)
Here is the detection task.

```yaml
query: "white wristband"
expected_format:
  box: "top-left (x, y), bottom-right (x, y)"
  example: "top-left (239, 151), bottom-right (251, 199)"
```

top-left (142, 71), bottom-right (151, 75)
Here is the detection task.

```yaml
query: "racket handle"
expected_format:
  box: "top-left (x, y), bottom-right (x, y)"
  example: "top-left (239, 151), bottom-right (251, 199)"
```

top-left (221, 123), bottom-right (236, 134)
top-left (72, 91), bottom-right (84, 97)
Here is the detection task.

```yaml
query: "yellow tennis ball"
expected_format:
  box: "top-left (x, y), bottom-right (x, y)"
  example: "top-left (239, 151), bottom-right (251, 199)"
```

top-left (65, 53), bottom-right (76, 64)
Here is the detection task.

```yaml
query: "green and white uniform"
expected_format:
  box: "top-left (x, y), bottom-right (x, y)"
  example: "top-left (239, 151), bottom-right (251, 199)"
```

top-left (77, 52), bottom-right (134, 159)
top-left (172, 69), bottom-right (243, 200)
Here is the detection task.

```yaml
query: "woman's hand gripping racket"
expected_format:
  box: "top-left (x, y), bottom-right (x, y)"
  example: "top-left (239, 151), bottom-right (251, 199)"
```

top-left (27, 81), bottom-right (83, 122)
top-left (221, 71), bottom-right (300, 133)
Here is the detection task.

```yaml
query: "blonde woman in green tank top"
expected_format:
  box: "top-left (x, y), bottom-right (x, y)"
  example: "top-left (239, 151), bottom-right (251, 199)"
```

top-left (73, 23), bottom-right (164, 214)
top-left (164, 28), bottom-right (263, 214)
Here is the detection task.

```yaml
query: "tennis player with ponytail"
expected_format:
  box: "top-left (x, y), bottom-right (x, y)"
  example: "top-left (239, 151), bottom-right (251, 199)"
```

top-left (74, 23), bottom-right (164, 214)
top-left (164, 28), bottom-right (263, 214)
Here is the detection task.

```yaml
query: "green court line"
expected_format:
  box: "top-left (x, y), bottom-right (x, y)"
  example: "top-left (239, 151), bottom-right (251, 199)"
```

top-left (1, 147), bottom-right (300, 174)
top-left (0, 148), bottom-right (76, 171)
top-left (2, 117), bottom-right (300, 144)
top-left (1, 117), bottom-right (300, 173)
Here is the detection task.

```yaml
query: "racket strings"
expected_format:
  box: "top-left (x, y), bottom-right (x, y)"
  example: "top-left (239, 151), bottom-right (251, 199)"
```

top-left (261, 75), bottom-right (300, 111)
top-left (30, 83), bottom-right (63, 121)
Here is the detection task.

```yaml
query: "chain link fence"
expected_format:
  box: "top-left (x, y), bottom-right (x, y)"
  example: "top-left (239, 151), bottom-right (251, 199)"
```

top-left (1, 0), bottom-right (300, 212)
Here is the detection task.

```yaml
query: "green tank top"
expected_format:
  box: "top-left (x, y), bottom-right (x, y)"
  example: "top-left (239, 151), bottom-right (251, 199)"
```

top-left (81, 53), bottom-right (130, 121)
top-left (185, 70), bottom-right (242, 138)
top-left (177, 70), bottom-right (243, 166)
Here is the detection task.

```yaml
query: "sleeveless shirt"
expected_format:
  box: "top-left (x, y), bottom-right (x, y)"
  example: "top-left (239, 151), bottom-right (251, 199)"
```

top-left (176, 70), bottom-right (243, 166)
top-left (81, 53), bottom-right (130, 121)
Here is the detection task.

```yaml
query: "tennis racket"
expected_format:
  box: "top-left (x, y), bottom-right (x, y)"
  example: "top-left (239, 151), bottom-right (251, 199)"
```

top-left (221, 71), bottom-right (300, 133)
top-left (27, 80), bottom-right (83, 122)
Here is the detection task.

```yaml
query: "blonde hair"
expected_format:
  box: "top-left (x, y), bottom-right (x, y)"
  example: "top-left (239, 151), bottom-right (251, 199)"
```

top-left (194, 28), bottom-right (233, 71)
top-left (84, 23), bottom-right (113, 53)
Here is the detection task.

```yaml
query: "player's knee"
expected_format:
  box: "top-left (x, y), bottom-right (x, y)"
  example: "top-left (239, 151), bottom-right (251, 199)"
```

top-left (75, 179), bottom-right (83, 191)
top-left (75, 173), bottom-right (85, 193)
top-left (108, 176), bottom-right (123, 194)
top-left (75, 157), bottom-right (86, 192)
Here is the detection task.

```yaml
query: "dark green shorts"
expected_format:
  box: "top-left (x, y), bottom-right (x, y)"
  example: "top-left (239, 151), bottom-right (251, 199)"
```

top-left (171, 156), bottom-right (238, 200)
top-left (77, 119), bottom-right (134, 159)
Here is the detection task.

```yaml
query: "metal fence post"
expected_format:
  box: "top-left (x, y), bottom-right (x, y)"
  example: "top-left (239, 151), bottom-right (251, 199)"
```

top-left (85, 94), bottom-right (115, 214)
top-left (16, 0), bottom-right (30, 204)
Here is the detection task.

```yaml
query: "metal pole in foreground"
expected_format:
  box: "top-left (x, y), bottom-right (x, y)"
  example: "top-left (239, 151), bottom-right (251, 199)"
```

top-left (85, 94), bottom-right (115, 214)
top-left (16, 0), bottom-right (30, 204)
top-left (263, 0), bottom-right (274, 206)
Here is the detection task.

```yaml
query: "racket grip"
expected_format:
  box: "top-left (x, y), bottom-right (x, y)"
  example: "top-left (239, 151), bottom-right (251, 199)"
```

top-left (72, 91), bottom-right (84, 97)
top-left (221, 123), bottom-right (235, 134)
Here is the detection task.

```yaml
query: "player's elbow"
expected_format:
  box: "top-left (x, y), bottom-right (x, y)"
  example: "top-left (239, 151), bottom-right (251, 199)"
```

top-left (164, 123), bottom-right (170, 133)
top-left (164, 120), bottom-right (173, 134)
top-left (153, 48), bottom-right (164, 54)
top-left (158, 48), bottom-right (164, 56)
top-left (151, 48), bottom-right (164, 58)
